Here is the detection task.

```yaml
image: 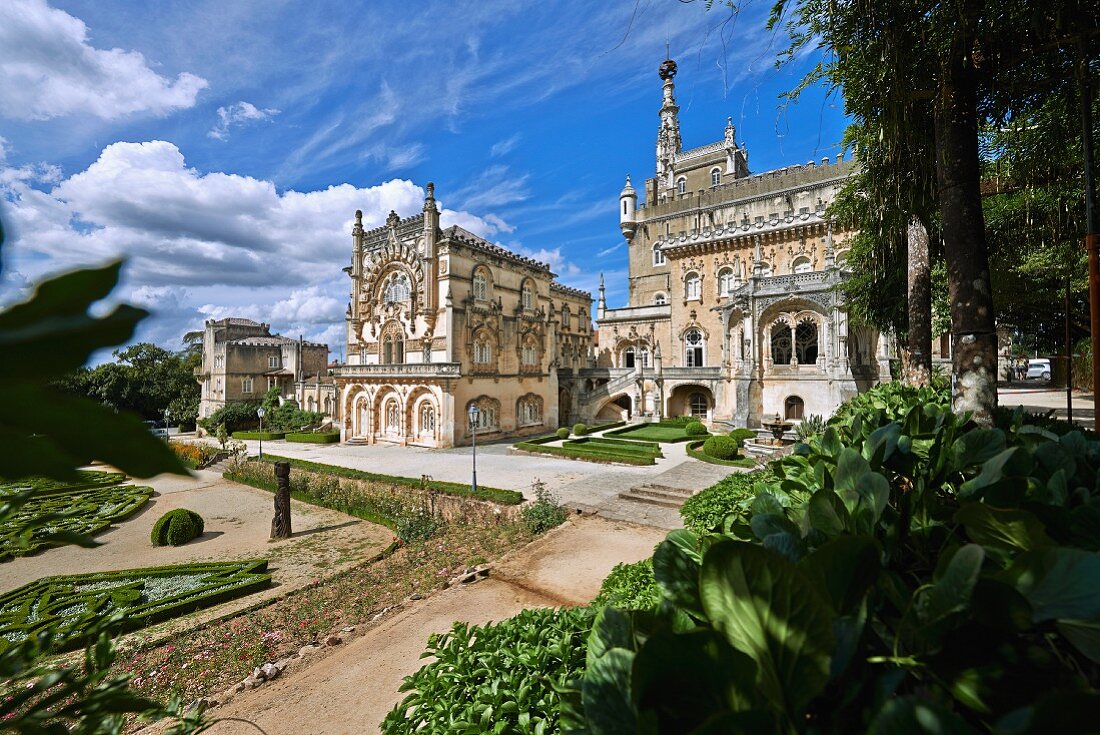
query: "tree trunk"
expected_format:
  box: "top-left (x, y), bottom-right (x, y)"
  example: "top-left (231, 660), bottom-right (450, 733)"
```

top-left (904, 217), bottom-right (933, 386)
top-left (271, 460), bottom-right (292, 539)
top-left (935, 18), bottom-right (998, 425)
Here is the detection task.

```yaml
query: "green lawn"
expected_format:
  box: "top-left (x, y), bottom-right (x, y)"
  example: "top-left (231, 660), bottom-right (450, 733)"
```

top-left (605, 424), bottom-right (696, 443)
top-left (564, 437), bottom-right (662, 459)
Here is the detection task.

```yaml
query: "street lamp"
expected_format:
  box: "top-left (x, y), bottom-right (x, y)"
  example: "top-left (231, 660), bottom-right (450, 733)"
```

top-left (467, 404), bottom-right (479, 495)
top-left (257, 406), bottom-right (266, 459)
top-left (163, 408), bottom-right (171, 441)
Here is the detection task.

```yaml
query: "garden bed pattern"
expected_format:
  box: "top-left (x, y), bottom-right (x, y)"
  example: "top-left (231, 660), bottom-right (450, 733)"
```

top-left (514, 434), bottom-right (662, 465)
top-left (0, 472), bottom-right (153, 561)
top-left (0, 559), bottom-right (271, 651)
top-left (603, 422), bottom-right (700, 443)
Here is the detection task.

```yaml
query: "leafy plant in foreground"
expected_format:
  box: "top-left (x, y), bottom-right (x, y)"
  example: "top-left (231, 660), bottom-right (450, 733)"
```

top-left (522, 480), bottom-right (568, 534)
top-left (591, 559), bottom-right (660, 611)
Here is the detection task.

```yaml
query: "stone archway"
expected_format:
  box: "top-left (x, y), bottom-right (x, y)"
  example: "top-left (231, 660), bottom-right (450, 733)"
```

top-left (667, 384), bottom-right (714, 421)
top-left (596, 394), bottom-right (632, 422)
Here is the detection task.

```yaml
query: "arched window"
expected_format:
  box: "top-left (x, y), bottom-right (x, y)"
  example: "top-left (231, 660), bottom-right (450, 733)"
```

top-left (653, 245), bottom-right (666, 266)
top-left (381, 326), bottom-right (404, 364)
top-left (718, 267), bottom-right (736, 297)
top-left (472, 269), bottom-right (489, 301)
top-left (418, 402), bottom-right (436, 436)
top-left (684, 329), bottom-right (704, 367)
top-left (384, 397), bottom-right (401, 434)
top-left (710, 168), bottom-right (721, 187)
top-left (383, 272), bottom-right (411, 303)
top-left (517, 394), bottom-right (543, 427)
top-left (676, 177), bottom-right (687, 195)
top-left (467, 397), bottom-right (500, 431)
top-left (561, 305), bottom-right (570, 328)
top-left (836, 249), bottom-right (850, 267)
top-left (323, 396), bottom-right (332, 415)
top-left (654, 293), bottom-right (668, 305)
top-left (759, 262), bottom-right (773, 277)
top-left (685, 272), bottom-right (701, 301)
top-left (792, 256), bottom-right (813, 274)
top-left (521, 334), bottom-right (539, 367)
top-left (623, 346), bottom-right (635, 368)
top-left (795, 319), bottom-right (819, 364)
top-left (473, 334), bottom-right (493, 365)
top-left (639, 347), bottom-right (650, 367)
top-left (689, 392), bottom-right (709, 418)
top-left (521, 281), bottom-right (535, 310)
top-left (785, 395), bottom-right (805, 420)
top-left (771, 323), bottom-right (793, 364)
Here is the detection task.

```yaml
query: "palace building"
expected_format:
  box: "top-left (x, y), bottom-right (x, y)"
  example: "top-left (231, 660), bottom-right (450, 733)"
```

top-left (583, 57), bottom-right (889, 428)
top-left (334, 185), bottom-right (592, 447)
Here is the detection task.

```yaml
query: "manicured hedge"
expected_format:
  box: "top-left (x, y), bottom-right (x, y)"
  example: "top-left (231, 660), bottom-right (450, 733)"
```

top-left (686, 439), bottom-right (757, 468)
top-left (1, 480), bottom-right (153, 561)
top-left (514, 439), bottom-right (659, 465)
top-left (285, 431), bottom-right (341, 444)
top-left (249, 454), bottom-right (522, 505)
top-left (231, 430), bottom-right (286, 440)
top-left (604, 423), bottom-right (700, 443)
top-left (0, 560), bottom-right (271, 651)
top-left (150, 508), bottom-right (205, 546)
top-left (0, 470), bottom-right (126, 494)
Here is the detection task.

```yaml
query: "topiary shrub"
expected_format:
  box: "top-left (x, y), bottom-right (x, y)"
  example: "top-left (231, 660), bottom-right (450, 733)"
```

top-left (556, 427), bottom-right (570, 439)
top-left (702, 435), bottom-right (739, 460)
top-left (572, 423), bottom-right (588, 436)
top-left (150, 509), bottom-right (204, 547)
top-left (728, 427), bottom-right (756, 446)
top-left (684, 420), bottom-right (708, 436)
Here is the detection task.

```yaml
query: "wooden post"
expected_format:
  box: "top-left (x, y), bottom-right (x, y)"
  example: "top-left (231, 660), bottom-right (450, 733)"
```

top-left (271, 461), bottom-right (292, 539)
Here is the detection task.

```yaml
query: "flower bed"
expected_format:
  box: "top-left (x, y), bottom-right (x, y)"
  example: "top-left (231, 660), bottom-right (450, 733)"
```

top-left (231, 431), bottom-right (286, 440)
top-left (169, 441), bottom-right (218, 469)
top-left (685, 439), bottom-right (756, 467)
top-left (285, 431), bottom-right (340, 444)
top-left (0, 479), bottom-right (153, 561)
top-left (0, 560), bottom-right (271, 652)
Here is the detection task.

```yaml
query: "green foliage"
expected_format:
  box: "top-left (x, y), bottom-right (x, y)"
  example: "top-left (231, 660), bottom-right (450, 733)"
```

top-left (684, 421), bottom-right (708, 437)
top-left (383, 606), bottom-right (593, 735)
top-left (0, 560), bottom-right (270, 653)
top-left (200, 401), bottom-right (261, 433)
top-left (215, 422), bottom-right (229, 450)
top-left (0, 476), bottom-right (153, 561)
top-left (521, 481), bottom-right (567, 535)
top-left (231, 430), bottom-right (286, 440)
top-left (604, 423), bottom-right (698, 443)
top-left (795, 414), bottom-right (826, 441)
top-left (591, 559), bottom-right (660, 611)
top-left (686, 441), bottom-right (757, 468)
top-left (568, 382), bottom-right (1100, 732)
top-left (557, 427), bottom-right (571, 439)
top-left (679, 472), bottom-right (763, 535)
top-left (285, 431), bottom-right (340, 443)
top-left (261, 400), bottom-right (324, 431)
top-left (728, 427), bottom-right (756, 445)
top-left (572, 423), bottom-right (588, 436)
top-left (702, 435), bottom-right (739, 460)
top-left (150, 509), bottom-right (204, 547)
top-left (516, 437), bottom-right (661, 465)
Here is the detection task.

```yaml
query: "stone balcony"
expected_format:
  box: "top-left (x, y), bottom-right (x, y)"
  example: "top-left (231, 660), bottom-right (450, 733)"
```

top-left (332, 362), bottom-right (462, 380)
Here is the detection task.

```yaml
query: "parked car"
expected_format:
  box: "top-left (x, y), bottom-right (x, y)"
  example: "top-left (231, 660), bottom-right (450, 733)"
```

top-left (1026, 358), bottom-right (1051, 381)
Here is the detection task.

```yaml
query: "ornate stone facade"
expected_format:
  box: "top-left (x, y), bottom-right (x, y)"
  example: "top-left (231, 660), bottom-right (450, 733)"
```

top-left (335, 184), bottom-right (592, 447)
top-left (585, 58), bottom-right (889, 428)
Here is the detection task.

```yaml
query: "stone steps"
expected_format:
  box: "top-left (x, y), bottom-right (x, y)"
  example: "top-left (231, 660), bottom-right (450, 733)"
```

top-left (618, 483), bottom-right (695, 509)
top-left (344, 436), bottom-right (368, 446)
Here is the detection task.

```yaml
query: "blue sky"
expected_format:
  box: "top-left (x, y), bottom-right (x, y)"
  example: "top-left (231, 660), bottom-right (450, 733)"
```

top-left (0, 0), bottom-right (847, 359)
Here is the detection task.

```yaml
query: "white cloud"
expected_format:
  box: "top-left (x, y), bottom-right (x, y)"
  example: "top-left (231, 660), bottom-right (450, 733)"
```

top-left (0, 0), bottom-right (208, 121)
top-left (490, 133), bottom-right (521, 158)
top-left (448, 164), bottom-right (529, 212)
top-left (208, 101), bottom-right (280, 140)
top-left (598, 243), bottom-right (623, 258)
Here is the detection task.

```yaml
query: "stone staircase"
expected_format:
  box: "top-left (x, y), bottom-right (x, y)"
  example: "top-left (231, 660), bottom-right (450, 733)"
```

top-left (618, 483), bottom-right (694, 509)
top-left (344, 436), bottom-right (368, 446)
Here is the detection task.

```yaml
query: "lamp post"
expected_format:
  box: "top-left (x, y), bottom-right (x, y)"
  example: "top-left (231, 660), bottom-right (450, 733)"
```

top-left (468, 404), bottom-right (479, 495)
top-left (163, 408), bottom-right (171, 441)
top-left (257, 406), bottom-right (266, 459)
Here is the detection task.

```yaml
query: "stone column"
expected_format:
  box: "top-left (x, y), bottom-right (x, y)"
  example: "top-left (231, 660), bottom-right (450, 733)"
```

top-left (271, 461), bottom-right (292, 539)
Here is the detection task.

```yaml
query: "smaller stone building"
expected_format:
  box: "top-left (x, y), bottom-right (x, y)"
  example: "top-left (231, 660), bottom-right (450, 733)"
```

top-left (196, 318), bottom-right (333, 419)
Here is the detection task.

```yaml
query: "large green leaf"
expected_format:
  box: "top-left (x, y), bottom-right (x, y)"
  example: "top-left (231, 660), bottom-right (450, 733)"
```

top-left (699, 540), bottom-right (834, 720)
top-left (1056, 619), bottom-right (1100, 663)
top-left (807, 488), bottom-right (850, 536)
top-left (653, 532), bottom-right (704, 617)
top-left (1005, 548), bottom-right (1100, 622)
top-left (799, 535), bottom-right (881, 616)
top-left (911, 544), bottom-right (984, 642)
top-left (868, 696), bottom-right (975, 735)
top-left (955, 505), bottom-right (1053, 553)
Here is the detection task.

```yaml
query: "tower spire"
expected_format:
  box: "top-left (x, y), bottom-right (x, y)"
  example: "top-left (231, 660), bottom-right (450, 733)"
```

top-left (656, 57), bottom-right (681, 189)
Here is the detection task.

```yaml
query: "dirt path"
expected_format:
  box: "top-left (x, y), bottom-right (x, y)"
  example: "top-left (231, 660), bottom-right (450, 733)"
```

top-left (194, 516), bottom-right (665, 735)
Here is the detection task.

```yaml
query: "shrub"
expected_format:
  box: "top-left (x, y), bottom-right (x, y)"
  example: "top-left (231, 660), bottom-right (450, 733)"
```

top-left (659, 416), bottom-right (694, 426)
top-left (794, 414), bottom-right (825, 441)
top-left (199, 401), bottom-right (261, 433)
top-left (169, 440), bottom-right (215, 469)
top-left (231, 430), bottom-right (286, 440)
top-left (702, 434), bottom-right (739, 460)
top-left (521, 481), bottom-right (567, 534)
top-left (684, 420), bottom-right (708, 436)
top-left (383, 607), bottom-right (593, 735)
top-left (591, 559), bottom-right (660, 610)
top-left (572, 422), bottom-right (588, 436)
top-left (728, 427), bottom-right (756, 446)
top-left (285, 431), bottom-right (340, 444)
top-left (679, 471), bottom-right (762, 534)
top-left (150, 508), bottom-right (204, 546)
top-left (556, 427), bottom-right (571, 439)
top-left (394, 509), bottom-right (444, 544)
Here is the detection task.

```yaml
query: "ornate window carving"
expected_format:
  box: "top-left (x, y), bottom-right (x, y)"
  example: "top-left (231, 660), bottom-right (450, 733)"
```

top-left (653, 244), bottom-right (666, 266)
top-left (685, 272), bottom-right (701, 301)
top-left (384, 397), bottom-right (401, 435)
top-left (516, 394), bottom-right (543, 427)
top-left (467, 397), bottom-right (500, 431)
top-left (684, 328), bottom-right (704, 367)
top-left (795, 319), bottom-right (819, 364)
top-left (792, 256), bottom-right (812, 274)
top-left (382, 272), bottom-right (411, 303)
top-left (472, 268), bottom-right (490, 301)
top-left (521, 281), bottom-right (535, 310)
top-left (561, 305), bottom-right (571, 328)
top-left (521, 333), bottom-right (539, 368)
top-left (771, 322), bottom-right (793, 364)
top-left (473, 333), bottom-right (493, 365)
top-left (418, 402), bottom-right (436, 436)
top-left (381, 323), bottom-right (404, 364)
top-left (710, 168), bottom-right (721, 187)
top-left (718, 267), bottom-right (735, 297)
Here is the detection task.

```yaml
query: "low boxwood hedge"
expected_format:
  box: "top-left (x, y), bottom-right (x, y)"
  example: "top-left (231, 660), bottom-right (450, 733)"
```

top-left (0, 559), bottom-right (271, 651)
top-left (231, 430), bottom-right (286, 440)
top-left (686, 439), bottom-right (757, 468)
top-left (285, 431), bottom-right (341, 444)
top-left (514, 440), bottom-right (658, 466)
top-left (150, 508), bottom-right (205, 546)
top-left (556, 427), bottom-right (571, 439)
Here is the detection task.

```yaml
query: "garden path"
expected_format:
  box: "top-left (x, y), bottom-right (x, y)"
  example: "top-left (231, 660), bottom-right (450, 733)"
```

top-left (171, 516), bottom-right (666, 735)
